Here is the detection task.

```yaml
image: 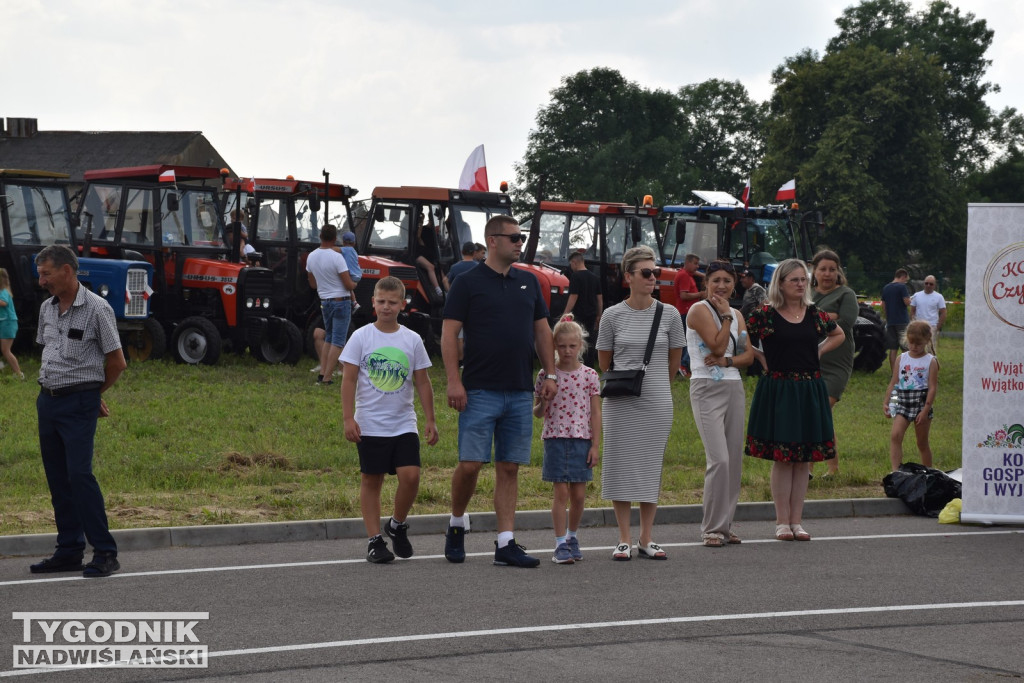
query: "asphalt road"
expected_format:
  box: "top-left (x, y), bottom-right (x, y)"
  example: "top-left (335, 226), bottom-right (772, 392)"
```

top-left (2, 515), bottom-right (1022, 682)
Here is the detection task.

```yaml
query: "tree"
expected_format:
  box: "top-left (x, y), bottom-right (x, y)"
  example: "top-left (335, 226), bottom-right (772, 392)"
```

top-left (676, 79), bottom-right (767, 195)
top-left (513, 68), bottom-right (685, 214)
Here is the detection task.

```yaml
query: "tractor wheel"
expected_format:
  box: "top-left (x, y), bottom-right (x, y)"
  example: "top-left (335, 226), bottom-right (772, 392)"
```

top-left (252, 319), bottom-right (303, 365)
top-left (122, 318), bottom-right (167, 363)
top-left (853, 304), bottom-right (886, 373)
top-left (171, 316), bottom-right (222, 365)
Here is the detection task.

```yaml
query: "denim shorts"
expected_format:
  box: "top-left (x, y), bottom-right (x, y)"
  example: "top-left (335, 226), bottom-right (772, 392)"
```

top-left (320, 299), bottom-right (352, 347)
top-left (542, 438), bottom-right (593, 483)
top-left (458, 390), bottom-right (534, 465)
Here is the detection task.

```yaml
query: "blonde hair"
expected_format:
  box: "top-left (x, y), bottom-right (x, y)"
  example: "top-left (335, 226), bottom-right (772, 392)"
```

top-left (766, 259), bottom-right (812, 308)
top-left (0, 267), bottom-right (10, 292)
top-left (552, 313), bottom-right (587, 363)
top-left (904, 320), bottom-right (933, 345)
top-left (621, 245), bottom-right (657, 275)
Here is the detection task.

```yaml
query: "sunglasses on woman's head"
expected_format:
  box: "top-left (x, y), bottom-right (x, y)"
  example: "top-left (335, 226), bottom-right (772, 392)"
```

top-left (706, 262), bottom-right (734, 274)
top-left (630, 267), bottom-right (661, 279)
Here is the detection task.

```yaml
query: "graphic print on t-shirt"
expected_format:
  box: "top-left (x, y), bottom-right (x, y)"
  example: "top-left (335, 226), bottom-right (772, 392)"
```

top-left (365, 346), bottom-right (410, 393)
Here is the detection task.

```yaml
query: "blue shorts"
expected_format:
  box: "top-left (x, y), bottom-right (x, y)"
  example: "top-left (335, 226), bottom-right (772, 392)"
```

top-left (458, 390), bottom-right (534, 465)
top-left (320, 299), bottom-right (352, 347)
top-left (542, 438), bottom-right (593, 483)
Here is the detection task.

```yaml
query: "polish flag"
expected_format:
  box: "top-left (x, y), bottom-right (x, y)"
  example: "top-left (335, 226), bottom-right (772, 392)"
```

top-left (143, 283), bottom-right (154, 300)
top-left (159, 169), bottom-right (176, 183)
top-left (458, 144), bottom-right (489, 192)
top-left (741, 179), bottom-right (751, 209)
top-left (776, 178), bottom-right (796, 201)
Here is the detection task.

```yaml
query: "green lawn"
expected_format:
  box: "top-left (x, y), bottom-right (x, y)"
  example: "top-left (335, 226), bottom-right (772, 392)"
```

top-left (0, 339), bottom-right (963, 536)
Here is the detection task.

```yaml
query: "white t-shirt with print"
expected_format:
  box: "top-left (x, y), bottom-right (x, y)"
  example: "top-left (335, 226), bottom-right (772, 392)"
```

top-left (340, 324), bottom-right (432, 437)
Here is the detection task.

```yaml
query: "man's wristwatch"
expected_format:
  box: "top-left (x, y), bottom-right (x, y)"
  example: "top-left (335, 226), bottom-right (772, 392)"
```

top-left (544, 374), bottom-right (558, 382)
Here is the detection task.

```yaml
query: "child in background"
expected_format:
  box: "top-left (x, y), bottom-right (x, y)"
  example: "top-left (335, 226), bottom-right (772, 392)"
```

top-left (884, 320), bottom-right (939, 471)
top-left (341, 276), bottom-right (438, 563)
top-left (0, 268), bottom-right (25, 380)
top-left (533, 314), bottom-right (601, 564)
top-left (340, 231), bottom-right (363, 312)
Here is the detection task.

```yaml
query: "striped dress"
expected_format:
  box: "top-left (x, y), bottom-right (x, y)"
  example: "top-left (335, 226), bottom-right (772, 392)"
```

top-left (596, 300), bottom-right (685, 503)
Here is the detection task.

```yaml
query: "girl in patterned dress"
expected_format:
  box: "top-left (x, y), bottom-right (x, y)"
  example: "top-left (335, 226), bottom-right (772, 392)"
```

top-left (534, 315), bottom-right (601, 564)
top-left (884, 321), bottom-right (939, 470)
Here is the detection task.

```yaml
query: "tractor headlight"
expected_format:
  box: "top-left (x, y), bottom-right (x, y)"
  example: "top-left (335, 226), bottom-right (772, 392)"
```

top-left (98, 284), bottom-right (110, 298)
top-left (246, 297), bottom-right (254, 309)
top-left (262, 298), bottom-right (270, 309)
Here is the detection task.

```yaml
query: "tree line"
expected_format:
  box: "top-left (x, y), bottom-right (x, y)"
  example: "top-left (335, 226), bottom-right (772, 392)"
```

top-left (512, 0), bottom-right (1023, 285)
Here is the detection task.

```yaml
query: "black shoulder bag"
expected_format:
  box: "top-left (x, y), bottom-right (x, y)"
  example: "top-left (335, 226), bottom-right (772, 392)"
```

top-left (600, 302), bottom-right (663, 398)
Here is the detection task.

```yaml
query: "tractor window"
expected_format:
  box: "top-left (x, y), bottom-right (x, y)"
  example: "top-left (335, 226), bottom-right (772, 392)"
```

top-left (566, 215), bottom-right (595, 262)
top-left (369, 203), bottom-right (410, 251)
top-left (252, 198), bottom-right (291, 242)
top-left (752, 218), bottom-right (794, 266)
top-left (294, 199), bottom-right (319, 243)
top-left (122, 188), bottom-right (154, 247)
top-left (160, 189), bottom-right (221, 248)
top-left (531, 213), bottom-right (573, 266)
top-left (77, 184), bottom-right (122, 243)
top-left (448, 205), bottom-right (501, 252)
top-left (3, 183), bottom-right (71, 246)
top-left (605, 217), bottom-right (630, 265)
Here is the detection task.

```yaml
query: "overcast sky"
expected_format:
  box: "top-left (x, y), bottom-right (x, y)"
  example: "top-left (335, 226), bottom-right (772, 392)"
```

top-left (4, 0), bottom-right (1021, 200)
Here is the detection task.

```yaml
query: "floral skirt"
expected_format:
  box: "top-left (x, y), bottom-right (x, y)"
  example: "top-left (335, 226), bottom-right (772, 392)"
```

top-left (745, 371), bottom-right (836, 462)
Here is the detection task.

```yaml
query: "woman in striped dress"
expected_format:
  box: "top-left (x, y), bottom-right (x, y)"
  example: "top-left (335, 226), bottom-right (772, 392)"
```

top-left (596, 246), bottom-right (685, 561)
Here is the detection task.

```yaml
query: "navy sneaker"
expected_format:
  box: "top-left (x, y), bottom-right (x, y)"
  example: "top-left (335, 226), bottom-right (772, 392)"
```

top-left (367, 536), bottom-right (395, 564)
top-left (493, 539), bottom-right (540, 568)
top-left (444, 526), bottom-right (466, 563)
top-left (82, 553), bottom-right (119, 578)
top-left (551, 542), bottom-right (574, 564)
top-left (383, 518), bottom-right (413, 558)
top-left (30, 554), bottom-right (84, 574)
top-left (566, 536), bottom-right (583, 561)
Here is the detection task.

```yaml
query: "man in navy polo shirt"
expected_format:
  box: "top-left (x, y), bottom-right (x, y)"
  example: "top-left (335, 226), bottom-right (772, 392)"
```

top-left (441, 215), bottom-right (557, 568)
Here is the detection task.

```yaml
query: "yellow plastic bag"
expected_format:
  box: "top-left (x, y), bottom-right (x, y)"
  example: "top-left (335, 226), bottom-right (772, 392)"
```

top-left (938, 498), bottom-right (962, 524)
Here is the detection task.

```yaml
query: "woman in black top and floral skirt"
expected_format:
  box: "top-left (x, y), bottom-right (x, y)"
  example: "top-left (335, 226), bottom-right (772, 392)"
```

top-left (745, 259), bottom-right (845, 541)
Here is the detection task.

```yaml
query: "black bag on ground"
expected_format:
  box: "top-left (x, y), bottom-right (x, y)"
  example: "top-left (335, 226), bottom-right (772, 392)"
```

top-left (599, 303), bottom-right (663, 399)
top-left (882, 463), bottom-right (962, 517)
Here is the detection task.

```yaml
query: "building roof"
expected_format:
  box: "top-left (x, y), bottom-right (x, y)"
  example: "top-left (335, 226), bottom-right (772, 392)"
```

top-left (0, 128), bottom-right (233, 182)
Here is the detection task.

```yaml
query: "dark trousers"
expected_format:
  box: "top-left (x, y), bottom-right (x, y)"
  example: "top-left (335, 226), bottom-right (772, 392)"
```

top-left (37, 389), bottom-right (117, 556)
top-left (577, 316), bottom-right (598, 367)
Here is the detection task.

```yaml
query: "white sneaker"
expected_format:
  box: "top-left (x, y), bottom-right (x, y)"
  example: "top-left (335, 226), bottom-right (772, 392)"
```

top-left (310, 365), bottom-right (322, 373)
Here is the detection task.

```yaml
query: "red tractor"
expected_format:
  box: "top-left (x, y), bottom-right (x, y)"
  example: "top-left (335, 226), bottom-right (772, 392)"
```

top-left (352, 186), bottom-right (569, 352)
top-left (220, 174), bottom-right (361, 356)
top-left (521, 196), bottom-right (680, 308)
top-left (74, 165), bottom-right (303, 364)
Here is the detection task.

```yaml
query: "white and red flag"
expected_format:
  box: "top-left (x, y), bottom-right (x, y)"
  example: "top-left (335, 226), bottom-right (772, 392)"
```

top-left (741, 179), bottom-right (751, 208)
top-left (458, 144), bottom-right (489, 192)
top-left (776, 178), bottom-right (796, 201)
top-left (158, 169), bottom-right (176, 183)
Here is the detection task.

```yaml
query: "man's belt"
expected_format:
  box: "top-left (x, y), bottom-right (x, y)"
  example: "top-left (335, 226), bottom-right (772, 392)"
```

top-left (38, 382), bottom-right (103, 397)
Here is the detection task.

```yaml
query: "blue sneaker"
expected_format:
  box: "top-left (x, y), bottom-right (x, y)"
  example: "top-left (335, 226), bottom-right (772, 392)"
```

top-left (551, 542), bottom-right (574, 564)
top-left (444, 526), bottom-right (465, 563)
top-left (493, 539), bottom-right (540, 568)
top-left (566, 536), bottom-right (583, 561)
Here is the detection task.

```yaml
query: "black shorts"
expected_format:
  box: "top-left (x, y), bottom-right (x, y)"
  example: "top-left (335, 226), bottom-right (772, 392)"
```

top-left (884, 324), bottom-right (907, 351)
top-left (356, 432), bottom-right (421, 475)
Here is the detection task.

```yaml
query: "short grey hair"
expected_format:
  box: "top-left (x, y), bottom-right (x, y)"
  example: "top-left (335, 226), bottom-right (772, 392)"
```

top-left (35, 245), bottom-right (79, 272)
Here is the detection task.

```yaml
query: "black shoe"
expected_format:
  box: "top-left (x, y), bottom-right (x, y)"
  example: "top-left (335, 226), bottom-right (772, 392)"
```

top-left (493, 539), bottom-right (540, 568)
top-left (367, 535), bottom-right (395, 564)
top-left (29, 554), bottom-right (84, 574)
top-left (444, 525), bottom-right (466, 563)
top-left (83, 553), bottom-right (120, 578)
top-left (383, 518), bottom-right (413, 558)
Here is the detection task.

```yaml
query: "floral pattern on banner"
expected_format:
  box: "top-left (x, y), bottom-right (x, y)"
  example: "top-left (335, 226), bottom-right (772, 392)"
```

top-left (976, 423), bottom-right (1024, 449)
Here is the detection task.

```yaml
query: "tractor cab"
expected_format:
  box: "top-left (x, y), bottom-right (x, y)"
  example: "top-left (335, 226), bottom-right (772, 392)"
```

top-left (1, 169), bottom-right (156, 358)
top-left (661, 191), bottom-right (823, 294)
top-left (220, 174), bottom-right (358, 355)
top-left (353, 186), bottom-right (568, 353)
top-left (522, 196), bottom-right (677, 308)
top-left (75, 165), bottom-right (302, 365)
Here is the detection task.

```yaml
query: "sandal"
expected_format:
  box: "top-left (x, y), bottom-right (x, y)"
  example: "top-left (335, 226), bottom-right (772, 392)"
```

top-left (727, 531), bottom-right (742, 545)
top-left (775, 524), bottom-right (794, 541)
top-left (791, 524), bottom-right (811, 541)
top-left (612, 542), bottom-right (631, 561)
top-left (637, 541), bottom-right (667, 560)
top-left (702, 533), bottom-right (724, 548)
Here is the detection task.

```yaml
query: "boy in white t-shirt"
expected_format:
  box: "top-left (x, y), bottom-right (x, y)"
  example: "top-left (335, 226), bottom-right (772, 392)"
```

top-left (340, 276), bottom-right (439, 563)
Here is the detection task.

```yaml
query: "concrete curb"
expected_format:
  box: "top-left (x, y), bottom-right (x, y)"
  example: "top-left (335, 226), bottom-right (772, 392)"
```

top-left (0, 498), bottom-right (912, 557)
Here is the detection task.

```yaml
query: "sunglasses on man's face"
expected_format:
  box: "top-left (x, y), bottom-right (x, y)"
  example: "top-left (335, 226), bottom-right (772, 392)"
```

top-left (630, 267), bottom-right (662, 279)
top-left (492, 232), bottom-right (526, 243)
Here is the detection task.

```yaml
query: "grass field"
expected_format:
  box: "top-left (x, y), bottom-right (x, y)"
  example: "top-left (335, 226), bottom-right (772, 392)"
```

top-left (0, 338), bottom-right (964, 536)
